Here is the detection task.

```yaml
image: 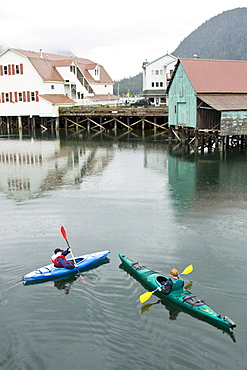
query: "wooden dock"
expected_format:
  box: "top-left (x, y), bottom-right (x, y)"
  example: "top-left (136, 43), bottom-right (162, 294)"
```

top-left (0, 105), bottom-right (246, 150)
top-left (58, 105), bottom-right (169, 132)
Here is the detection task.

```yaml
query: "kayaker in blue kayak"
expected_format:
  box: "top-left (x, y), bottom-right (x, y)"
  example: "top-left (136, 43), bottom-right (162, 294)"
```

top-left (158, 268), bottom-right (184, 294)
top-left (52, 248), bottom-right (75, 269)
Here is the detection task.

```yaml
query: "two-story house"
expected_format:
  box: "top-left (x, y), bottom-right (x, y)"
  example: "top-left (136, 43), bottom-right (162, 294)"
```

top-left (0, 48), bottom-right (115, 122)
top-left (142, 53), bottom-right (177, 106)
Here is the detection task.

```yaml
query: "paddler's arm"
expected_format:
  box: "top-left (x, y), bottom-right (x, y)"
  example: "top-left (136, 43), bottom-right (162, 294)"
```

top-left (62, 248), bottom-right (71, 257)
top-left (157, 280), bottom-right (172, 295)
top-left (57, 256), bottom-right (75, 269)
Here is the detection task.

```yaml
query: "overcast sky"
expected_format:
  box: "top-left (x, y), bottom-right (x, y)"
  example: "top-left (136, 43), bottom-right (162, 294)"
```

top-left (0, 1), bottom-right (246, 80)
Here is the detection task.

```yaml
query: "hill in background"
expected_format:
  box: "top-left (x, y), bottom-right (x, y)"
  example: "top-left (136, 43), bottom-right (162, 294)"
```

top-left (113, 73), bottom-right (142, 97)
top-left (172, 7), bottom-right (247, 60)
top-left (115, 7), bottom-right (247, 96)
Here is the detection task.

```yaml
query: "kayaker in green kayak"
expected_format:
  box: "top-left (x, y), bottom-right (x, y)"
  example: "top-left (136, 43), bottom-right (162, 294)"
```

top-left (158, 268), bottom-right (184, 294)
top-left (52, 248), bottom-right (75, 269)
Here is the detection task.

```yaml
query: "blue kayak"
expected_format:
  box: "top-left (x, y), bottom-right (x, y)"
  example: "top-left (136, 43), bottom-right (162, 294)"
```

top-left (23, 250), bottom-right (110, 283)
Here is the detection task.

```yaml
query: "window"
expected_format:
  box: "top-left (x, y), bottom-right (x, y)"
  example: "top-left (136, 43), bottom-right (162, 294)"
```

top-left (70, 65), bottom-right (75, 74)
top-left (4, 66), bottom-right (8, 75)
top-left (151, 82), bottom-right (154, 87)
top-left (51, 85), bottom-right (54, 90)
top-left (155, 70), bottom-right (159, 75)
top-left (160, 82), bottom-right (163, 87)
top-left (160, 70), bottom-right (163, 75)
top-left (5, 93), bottom-right (9, 102)
top-left (16, 65), bottom-right (20, 74)
top-left (151, 70), bottom-right (154, 75)
top-left (156, 82), bottom-right (159, 87)
top-left (18, 92), bottom-right (22, 101)
top-left (31, 92), bottom-right (35, 101)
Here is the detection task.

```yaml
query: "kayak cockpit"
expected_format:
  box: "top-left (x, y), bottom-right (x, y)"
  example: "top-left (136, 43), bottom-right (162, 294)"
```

top-left (75, 257), bottom-right (84, 263)
top-left (156, 275), bottom-right (168, 285)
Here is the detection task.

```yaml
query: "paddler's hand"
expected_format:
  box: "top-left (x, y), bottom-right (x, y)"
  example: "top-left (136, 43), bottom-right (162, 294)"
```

top-left (157, 287), bottom-right (162, 291)
top-left (67, 248), bottom-right (72, 253)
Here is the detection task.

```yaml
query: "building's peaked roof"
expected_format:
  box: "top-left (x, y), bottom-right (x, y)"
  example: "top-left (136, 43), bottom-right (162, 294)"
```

top-left (87, 94), bottom-right (118, 101)
top-left (179, 58), bottom-right (247, 93)
top-left (11, 48), bottom-right (113, 84)
top-left (143, 53), bottom-right (177, 68)
top-left (30, 58), bottom-right (64, 82)
top-left (39, 94), bottom-right (76, 104)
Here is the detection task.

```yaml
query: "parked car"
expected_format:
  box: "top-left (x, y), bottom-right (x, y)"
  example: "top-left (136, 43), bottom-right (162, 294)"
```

top-left (130, 98), bottom-right (151, 107)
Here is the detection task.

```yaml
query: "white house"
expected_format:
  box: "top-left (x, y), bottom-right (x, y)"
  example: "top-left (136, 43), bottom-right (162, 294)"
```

top-left (0, 48), bottom-right (116, 121)
top-left (142, 53), bottom-right (177, 106)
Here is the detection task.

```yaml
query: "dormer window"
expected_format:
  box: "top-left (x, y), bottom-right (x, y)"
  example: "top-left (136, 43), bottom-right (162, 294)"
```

top-left (70, 65), bottom-right (76, 74)
top-left (94, 65), bottom-right (100, 80)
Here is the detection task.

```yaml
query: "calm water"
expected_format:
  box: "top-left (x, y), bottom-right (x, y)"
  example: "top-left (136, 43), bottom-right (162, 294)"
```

top-left (1, 129), bottom-right (246, 369)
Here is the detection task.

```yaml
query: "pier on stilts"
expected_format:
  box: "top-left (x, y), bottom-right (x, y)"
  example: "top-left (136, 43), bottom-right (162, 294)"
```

top-left (0, 105), bottom-right (246, 150)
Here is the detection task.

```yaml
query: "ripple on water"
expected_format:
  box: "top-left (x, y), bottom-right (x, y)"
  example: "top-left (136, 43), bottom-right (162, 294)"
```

top-left (0, 324), bottom-right (47, 370)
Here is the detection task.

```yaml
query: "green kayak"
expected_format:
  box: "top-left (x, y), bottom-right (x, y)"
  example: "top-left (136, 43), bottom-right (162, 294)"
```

top-left (118, 254), bottom-right (236, 333)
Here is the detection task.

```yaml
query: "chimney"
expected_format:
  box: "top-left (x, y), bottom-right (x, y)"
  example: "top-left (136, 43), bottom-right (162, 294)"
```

top-left (40, 49), bottom-right (43, 59)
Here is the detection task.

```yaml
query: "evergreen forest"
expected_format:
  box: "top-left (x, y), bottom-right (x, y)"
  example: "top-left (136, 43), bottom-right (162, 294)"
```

top-left (114, 7), bottom-right (247, 96)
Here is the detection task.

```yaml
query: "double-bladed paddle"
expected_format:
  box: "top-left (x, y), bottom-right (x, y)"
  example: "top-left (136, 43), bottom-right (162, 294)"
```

top-left (139, 264), bottom-right (193, 304)
top-left (140, 282), bottom-right (193, 313)
top-left (60, 226), bottom-right (86, 284)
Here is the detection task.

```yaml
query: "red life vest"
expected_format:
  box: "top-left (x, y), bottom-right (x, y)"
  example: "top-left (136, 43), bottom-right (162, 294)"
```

top-left (52, 254), bottom-right (67, 268)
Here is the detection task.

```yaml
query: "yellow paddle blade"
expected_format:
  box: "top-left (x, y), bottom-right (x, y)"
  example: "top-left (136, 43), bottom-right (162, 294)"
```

top-left (139, 291), bottom-right (154, 303)
top-left (181, 264), bottom-right (193, 275)
top-left (141, 303), bottom-right (153, 314)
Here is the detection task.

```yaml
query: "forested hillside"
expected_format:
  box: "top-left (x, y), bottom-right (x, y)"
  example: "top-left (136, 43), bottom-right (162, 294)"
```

top-left (113, 73), bottom-right (142, 97)
top-left (172, 7), bottom-right (247, 60)
top-left (115, 7), bottom-right (247, 96)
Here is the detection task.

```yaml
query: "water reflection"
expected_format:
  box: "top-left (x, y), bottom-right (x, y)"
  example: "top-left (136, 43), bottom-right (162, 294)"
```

top-left (140, 297), bottom-right (236, 342)
top-left (2, 129), bottom-right (247, 208)
top-left (0, 133), bottom-right (114, 201)
top-left (53, 275), bottom-right (77, 294)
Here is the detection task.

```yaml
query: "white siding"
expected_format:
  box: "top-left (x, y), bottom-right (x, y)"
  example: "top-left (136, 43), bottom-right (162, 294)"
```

top-left (90, 83), bottom-right (113, 95)
top-left (143, 54), bottom-right (177, 91)
top-left (0, 48), bottom-right (114, 117)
